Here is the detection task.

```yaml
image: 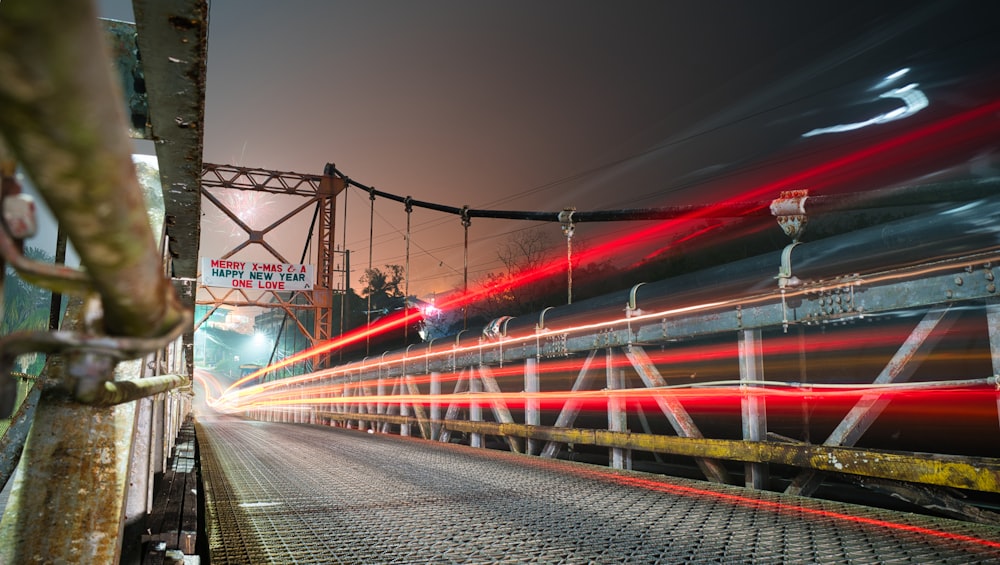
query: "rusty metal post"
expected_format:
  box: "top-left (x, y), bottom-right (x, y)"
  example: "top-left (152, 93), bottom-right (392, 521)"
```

top-left (0, 2), bottom-right (193, 561)
top-left (0, 355), bottom-right (144, 564)
top-left (0, 0), bottom-right (185, 338)
top-left (987, 299), bottom-right (1000, 432)
top-left (469, 373), bottom-right (483, 448)
top-left (739, 328), bottom-right (769, 490)
top-left (606, 349), bottom-right (630, 470)
top-left (524, 358), bottom-right (540, 455)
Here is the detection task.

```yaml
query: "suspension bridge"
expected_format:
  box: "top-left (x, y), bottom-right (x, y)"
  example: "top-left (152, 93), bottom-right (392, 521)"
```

top-left (1, 1), bottom-right (1000, 563)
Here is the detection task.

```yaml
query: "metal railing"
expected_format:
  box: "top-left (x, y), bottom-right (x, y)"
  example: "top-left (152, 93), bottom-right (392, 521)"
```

top-left (0, 0), bottom-right (205, 562)
top-left (240, 193), bottom-right (1000, 524)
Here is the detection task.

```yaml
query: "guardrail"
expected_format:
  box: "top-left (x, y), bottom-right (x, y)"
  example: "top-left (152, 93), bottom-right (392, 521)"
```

top-left (0, 0), bottom-right (205, 562)
top-left (239, 195), bottom-right (1000, 524)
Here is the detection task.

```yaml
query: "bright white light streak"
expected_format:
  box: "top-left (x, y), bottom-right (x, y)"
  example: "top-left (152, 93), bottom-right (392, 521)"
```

top-left (804, 83), bottom-right (928, 138)
top-left (872, 67), bottom-right (910, 90)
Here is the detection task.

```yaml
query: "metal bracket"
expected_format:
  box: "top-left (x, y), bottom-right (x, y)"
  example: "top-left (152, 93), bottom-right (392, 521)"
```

top-left (0, 301), bottom-right (191, 414)
top-left (777, 242), bottom-right (802, 290)
top-left (0, 171), bottom-right (91, 294)
top-left (777, 242), bottom-right (802, 332)
top-left (483, 316), bottom-right (514, 341)
top-left (558, 208), bottom-right (576, 238)
top-left (771, 189), bottom-right (809, 242)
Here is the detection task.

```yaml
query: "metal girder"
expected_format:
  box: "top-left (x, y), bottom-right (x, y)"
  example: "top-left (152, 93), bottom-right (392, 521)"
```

top-left (200, 164), bottom-right (347, 369)
top-left (0, 0), bottom-right (188, 339)
top-left (988, 299), bottom-right (1000, 433)
top-left (523, 359), bottom-right (540, 455)
top-left (540, 350), bottom-right (599, 458)
top-left (133, 0), bottom-right (207, 284)
top-left (606, 348), bottom-right (631, 470)
top-left (404, 375), bottom-right (432, 440)
top-left (786, 305), bottom-right (958, 496)
top-left (0, 358), bottom-right (144, 563)
top-left (325, 258), bottom-right (1000, 384)
top-left (478, 366), bottom-right (522, 454)
top-left (739, 328), bottom-right (768, 489)
top-left (437, 369), bottom-right (468, 444)
top-left (314, 412), bottom-right (1000, 494)
top-left (623, 345), bottom-right (730, 484)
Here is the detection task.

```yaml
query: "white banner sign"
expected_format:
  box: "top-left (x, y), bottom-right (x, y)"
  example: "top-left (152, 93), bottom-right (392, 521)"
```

top-left (201, 258), bottom-right (315, 291)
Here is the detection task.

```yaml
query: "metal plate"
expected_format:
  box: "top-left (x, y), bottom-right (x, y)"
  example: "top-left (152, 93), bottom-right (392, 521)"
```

top-left (198, 414), bottom-right (1000, 564)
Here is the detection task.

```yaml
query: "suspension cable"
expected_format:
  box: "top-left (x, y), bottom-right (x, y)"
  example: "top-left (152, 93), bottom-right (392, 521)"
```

top-left (323, 163), bottom-right (1000, 224)
top-left (461, 205), bottom-right (471, 330)
top-left (266, 203), bottom-right (321, 373)
top-left (367, 187), bottom-right (375, 355)
top-left (340, 178), bottom-right (349, 358)
top-left (404, 196), bottom-right (412, 343)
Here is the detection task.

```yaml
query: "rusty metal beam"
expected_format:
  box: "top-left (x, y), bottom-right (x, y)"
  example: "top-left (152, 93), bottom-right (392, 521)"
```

top-left (739, 328), bottom-right (768, 489)
top-left (987, 299), bottom-right (1000, 433)
top-left (540, 349), bottom-right (599, 458)
top-left (0, 0), bottom-right (185, 338)
top-left (477, 366), bottom-right (522, 454)
top-left (786, 305), bottom-right (958, 496)
top-left (133, 0), bottom-right (207, 283)
top-left (313, 412), bottom-right (1000, 494)
top-left (0, 380), bottom-right (40, 490)
top-left (624, 345), bottom-right (731, 484)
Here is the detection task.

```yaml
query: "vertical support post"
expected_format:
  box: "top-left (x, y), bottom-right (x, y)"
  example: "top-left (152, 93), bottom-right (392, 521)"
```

top-left (524, 358), bottom-right (540, 455)
top-left (430, 371), bottom-right (442, 440)
top-left (739, 328), bottom-right (768, 490)
top-left (399, 377), bottom-right (411, 437)
top-left (342, 377), bottom-right (353, 428)
top-left (316, 171), bottom-right (345, 369)
top-left (987, 299), bottom-right (1000, 432)
top-left (0, 360), bottom-right (142, 564)
top-left (152, 393), bottom-right (165, 473)
top-left (469, 372), bottom-right (483, 448)
top-left (377, 376), bottom-right (386, 420)
top-left (559, 208), bottom-right (575, 305)
top-left (461, 207), bottom-right (471, 329)
top-left (121, 395), bottom-right (154, 562)
top-left (606, 349), bottom-right (630, 470)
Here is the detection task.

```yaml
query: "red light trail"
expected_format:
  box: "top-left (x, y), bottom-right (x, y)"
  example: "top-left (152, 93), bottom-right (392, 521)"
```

top-left (574, 468), bottom-right (1000, 554)
top-left (218, 99), bottom-right (1000, 404)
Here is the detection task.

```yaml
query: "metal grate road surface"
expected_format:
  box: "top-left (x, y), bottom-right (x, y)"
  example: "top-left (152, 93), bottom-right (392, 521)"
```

top-left (197, 413), bottom-right (1000, 564)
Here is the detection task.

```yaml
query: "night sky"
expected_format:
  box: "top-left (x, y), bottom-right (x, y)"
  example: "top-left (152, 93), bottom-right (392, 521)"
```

top-left (97, 0), bottom-right (1000, 298)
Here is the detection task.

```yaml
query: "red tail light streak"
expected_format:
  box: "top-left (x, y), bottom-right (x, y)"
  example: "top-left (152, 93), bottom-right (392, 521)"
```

top-left (572, 467), bottom-right (1000, 554)
top-left (216, 98), bottom-right (1000, 411)
top-left (209, 303), bottom-right (993, 416)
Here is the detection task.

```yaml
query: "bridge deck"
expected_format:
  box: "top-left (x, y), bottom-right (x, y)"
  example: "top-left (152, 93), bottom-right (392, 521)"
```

top-left (197, 413), bottom-right (1000, 564)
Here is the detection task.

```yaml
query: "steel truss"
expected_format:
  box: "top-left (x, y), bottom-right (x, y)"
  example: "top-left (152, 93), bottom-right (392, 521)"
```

top-left (199, 163), bottom-right (346, 367)
top-left (249, 239), bottom-right (1000, 523)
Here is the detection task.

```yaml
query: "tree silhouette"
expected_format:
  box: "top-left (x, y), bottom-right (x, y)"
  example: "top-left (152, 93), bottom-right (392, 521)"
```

top-left (359, 264), bottom-right (404, 313)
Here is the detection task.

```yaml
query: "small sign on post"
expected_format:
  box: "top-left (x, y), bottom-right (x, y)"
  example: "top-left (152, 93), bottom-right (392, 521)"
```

top-left (200, 258), bottom-right (315, 291)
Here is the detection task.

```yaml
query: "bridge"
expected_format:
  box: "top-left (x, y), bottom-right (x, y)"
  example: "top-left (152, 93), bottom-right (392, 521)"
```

top-left (1, 1), bottom-right (1000, 563)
